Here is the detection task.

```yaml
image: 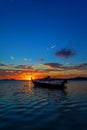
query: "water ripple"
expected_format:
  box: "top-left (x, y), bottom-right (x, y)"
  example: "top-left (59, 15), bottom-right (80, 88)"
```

top-left (0, 80), bottom-right (87, 130)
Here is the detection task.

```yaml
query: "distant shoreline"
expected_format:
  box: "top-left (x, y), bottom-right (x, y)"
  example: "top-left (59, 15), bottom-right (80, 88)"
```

top-left (0, 77), bottom-right (87, 81)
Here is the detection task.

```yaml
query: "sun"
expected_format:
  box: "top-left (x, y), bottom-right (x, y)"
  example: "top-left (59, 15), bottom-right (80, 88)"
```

top-left (24, 75), bottom-right (31, 80)
top-left (28, 76), bottom-right (32, 80)
top-left (24, 75), bottom-right (35, 80)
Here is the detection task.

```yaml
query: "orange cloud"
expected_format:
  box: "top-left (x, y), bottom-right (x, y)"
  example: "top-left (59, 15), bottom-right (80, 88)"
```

top-left (0, 62), bottom-right (87, 80)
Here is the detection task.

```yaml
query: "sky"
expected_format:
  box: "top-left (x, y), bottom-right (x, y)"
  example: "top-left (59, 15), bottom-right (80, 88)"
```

top-left (0, 0), bottom-right (87, 80)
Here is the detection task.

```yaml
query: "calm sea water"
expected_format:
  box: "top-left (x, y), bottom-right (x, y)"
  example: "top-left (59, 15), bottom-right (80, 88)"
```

top-left (0, 80), bottom-right (87, 130)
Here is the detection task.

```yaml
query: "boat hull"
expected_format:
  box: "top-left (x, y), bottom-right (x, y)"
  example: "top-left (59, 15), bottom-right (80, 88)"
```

top-left (32, 81), bottom-right (67, 89)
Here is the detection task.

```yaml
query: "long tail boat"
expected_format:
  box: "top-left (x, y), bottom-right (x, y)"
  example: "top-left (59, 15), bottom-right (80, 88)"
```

top-left (31, 78), bottom-right (68, 89)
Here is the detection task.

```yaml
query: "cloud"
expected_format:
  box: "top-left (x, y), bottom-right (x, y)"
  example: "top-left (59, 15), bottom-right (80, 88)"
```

top-left (0, 63), bottom-right (15, 70)
top-left (51, 45), bottom-right (56, 49)
top-left (65, 62), bottom-right (75, 66)
top-left (0, 62), bottom-right (7, 67)
top-left (60, 63), bottom-right (87, 70)
top-left (72, 63), bottom-right (87, 70)
top-left (24, 58), bottom-right (28, 61)
top-left (10, 56), bottom-right (15, 60)
top-left (15, 65), bottom-right (33, 70)
top-left (37, 58), bottom-right (44, 62)
top-left (0, 62), bottom-right (33, 70)
top-left (55, 48), bottom-right (76, 58)
top-left (43, 63), bottom-right (63, 68)
top-left (9, 64), bottom-right (14, 69)
top-left (0, 61), bottom-right (87, 72)
top-left (47, 44), bottom-right (56, 51)
top-left (43, 62), bottom-right (87, 71)
top-left (24, 58), bottom-right (32, 61)
top-left (0, 61), bottom-right (87, 80)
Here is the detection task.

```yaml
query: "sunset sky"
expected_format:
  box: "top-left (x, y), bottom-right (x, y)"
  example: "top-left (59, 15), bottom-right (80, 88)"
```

top-left (0, 0), bottom-right (87, 80)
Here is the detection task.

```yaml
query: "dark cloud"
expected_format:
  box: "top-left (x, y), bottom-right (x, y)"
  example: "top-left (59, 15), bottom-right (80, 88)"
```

top-left (0, 63), bottom-right (8, 67)
top-left (15, 65), bottom-right (33, 70)
top-left (72, 63), bottom-right (87, 70)
top-left (0, 69), bottom-right (14, 75)
top-left (43, 62), bottom-right (87, 71)
top-left (55, 48), bottom-right (76, 58)
top-left (0, 69), bottom-right (5, 75)
top-left (0, 69), bottom-right (34, 77)
top-left (61, 63), bottom-right (87, 70)
top-left (0, 62), bottom-right (87, 79)
top-left (44, 63), bottom-right (63, 68)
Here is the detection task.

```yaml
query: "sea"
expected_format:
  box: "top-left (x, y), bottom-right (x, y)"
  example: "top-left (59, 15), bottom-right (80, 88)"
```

top-left (0, 80), bottom-right (87, 130)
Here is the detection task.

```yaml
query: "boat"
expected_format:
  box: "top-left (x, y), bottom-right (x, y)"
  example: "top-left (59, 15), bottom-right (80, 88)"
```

top-left (31, 78), bottom-right (68, 89)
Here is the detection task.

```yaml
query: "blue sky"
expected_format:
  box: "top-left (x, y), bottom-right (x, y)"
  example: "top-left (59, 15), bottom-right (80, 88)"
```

top-left (0, 0), bottom-right (87, 79)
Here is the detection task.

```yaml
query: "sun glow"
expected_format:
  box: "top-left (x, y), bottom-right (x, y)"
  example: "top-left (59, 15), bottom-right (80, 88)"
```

top-left (24, 75), bottom-right (35, 80)
top-left (28, 76), bottom-right (31, 80)
top-left (26, 76), bottom-right (32, 80)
